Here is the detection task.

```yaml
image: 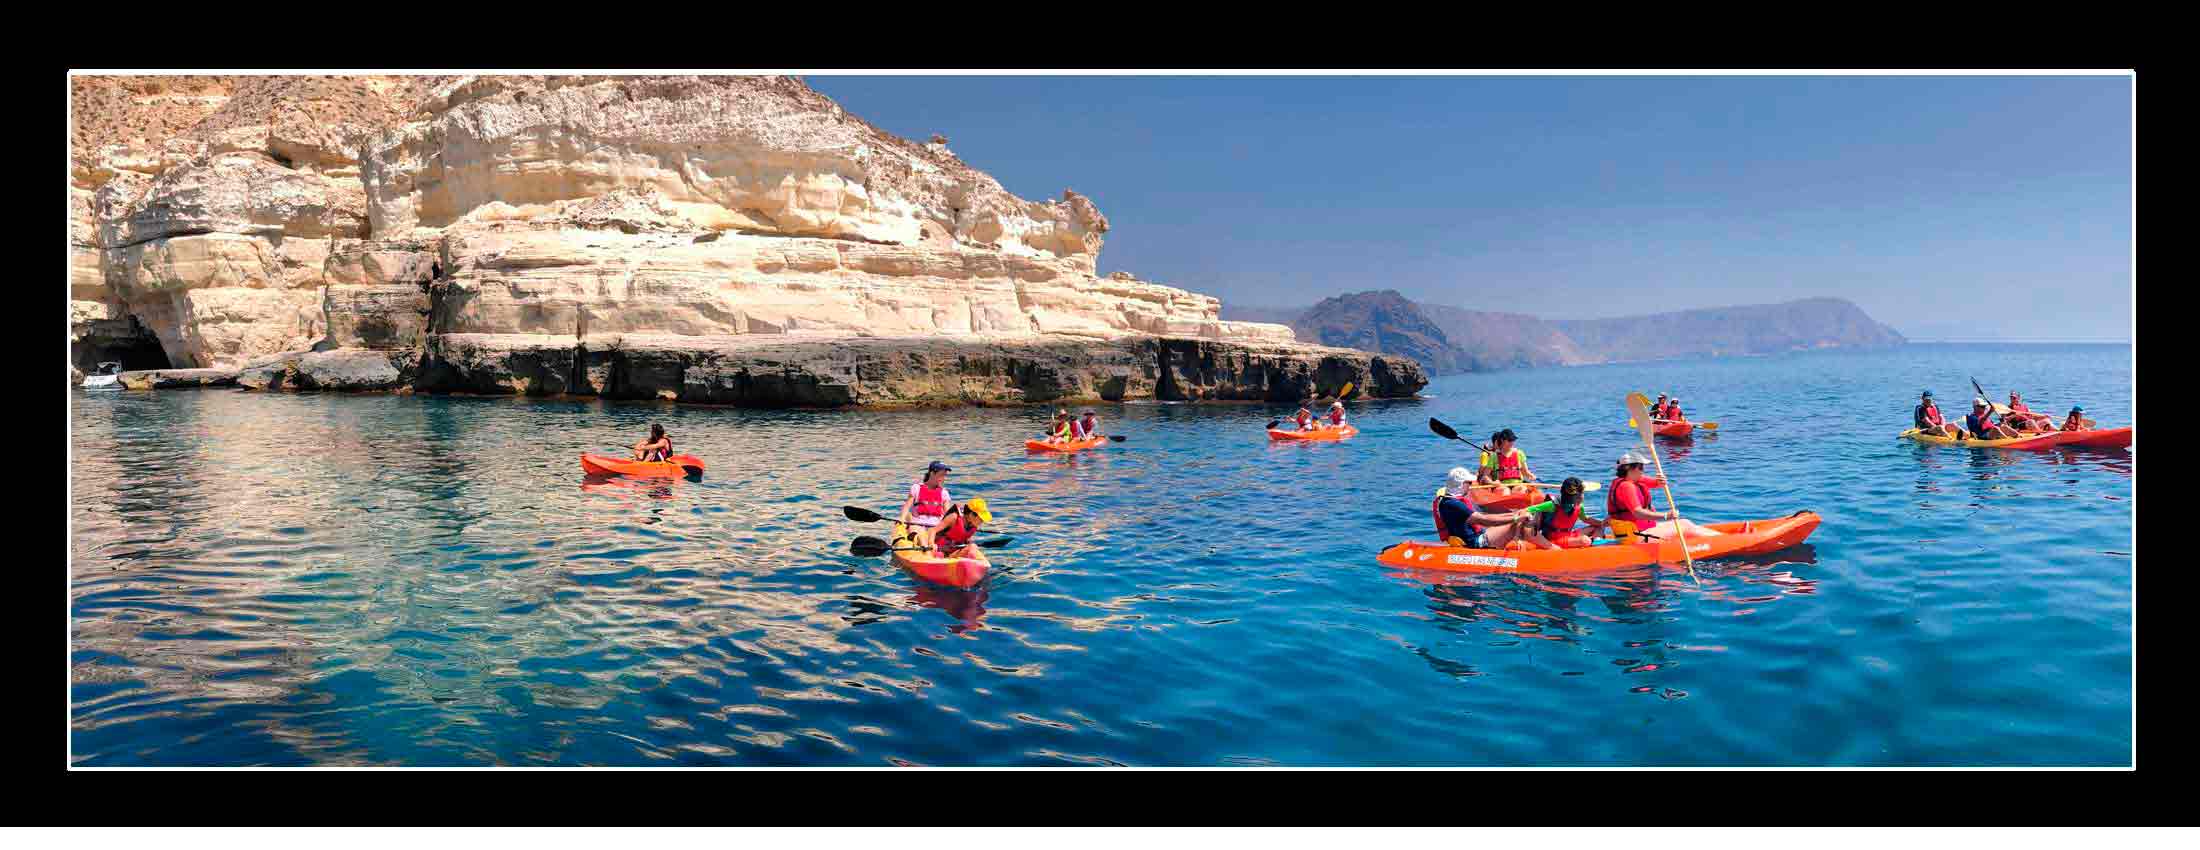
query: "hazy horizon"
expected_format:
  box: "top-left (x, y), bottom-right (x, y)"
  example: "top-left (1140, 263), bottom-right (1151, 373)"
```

top-left (808, 75), bottom-right (2133, 343)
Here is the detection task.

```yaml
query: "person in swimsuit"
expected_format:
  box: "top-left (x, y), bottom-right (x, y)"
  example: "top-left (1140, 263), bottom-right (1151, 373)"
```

top-left (898, 461), bottom-right (956, 549)
top-left (632, 424), bottom-right (672, 462)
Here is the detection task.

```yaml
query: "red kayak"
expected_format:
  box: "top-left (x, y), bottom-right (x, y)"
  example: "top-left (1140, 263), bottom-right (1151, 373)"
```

top-left (580, 453), bottom-right (705, 477)
top-left (1995, 426), bottom-right (2134, 451)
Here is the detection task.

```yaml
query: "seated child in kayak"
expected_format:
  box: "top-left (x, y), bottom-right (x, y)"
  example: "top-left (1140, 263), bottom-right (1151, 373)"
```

top-left (1433, 467), bottom-right (1551, 550)
top-left (1966, 398), bottom-right (2021, 440)
top-left (1608, 451), bottom-right (1721, 539)
top-left (1475, 428), bottom-right (1538, 498)
top-left (2060, 406), bottom-right (2095, 431)
top-left (898, 461), bottom-right (955, 548)
top-left (929, 498), bottom-right (993, 557)
top-left (1520, 477), bottom-right (1609, 548)
top-left (632, 424), bottom-right (673, 462)
top-left (1913, 390), bottom-right (1966, 439)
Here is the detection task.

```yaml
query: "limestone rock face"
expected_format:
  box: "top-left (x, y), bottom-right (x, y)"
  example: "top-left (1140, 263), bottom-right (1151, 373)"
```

top-left (70, 74), bottom-right (1425, 405)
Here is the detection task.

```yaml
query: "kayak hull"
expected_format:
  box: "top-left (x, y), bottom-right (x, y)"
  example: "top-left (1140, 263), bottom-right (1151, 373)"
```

top-left (1377, 511), bottom-right (1821, 577)
top-left (892, 522), bottom-right (990, 588)
top-left (1026, 436), bottom-right (1108, 453)
top-left (1902, 427), bottom-right (2129, 451)
top-left (1628, 418), bottom-right (1693, 438)
top-left (1268, 425), bottom-right (1358, 442)
top-left (579, 453), bottom-right (705, 477)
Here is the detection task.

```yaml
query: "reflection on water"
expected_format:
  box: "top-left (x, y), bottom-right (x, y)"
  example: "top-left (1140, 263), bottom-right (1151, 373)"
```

top-left (71, 343), bottom-right (2132, 765)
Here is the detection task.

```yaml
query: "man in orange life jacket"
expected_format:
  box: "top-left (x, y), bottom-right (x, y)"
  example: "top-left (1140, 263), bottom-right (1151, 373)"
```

top-left (1913, 390), bottom-right (1965, 439)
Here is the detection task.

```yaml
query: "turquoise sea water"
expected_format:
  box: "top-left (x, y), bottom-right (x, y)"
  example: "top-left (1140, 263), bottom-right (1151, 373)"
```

top-left (68, 343), bottom-right (2133, 765)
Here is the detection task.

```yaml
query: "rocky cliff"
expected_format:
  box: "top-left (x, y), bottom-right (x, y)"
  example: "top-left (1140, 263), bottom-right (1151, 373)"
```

top-left (69, 75), bottom-right (1425, 404)
top-left (1225, 293), bottom-right (1903, 374)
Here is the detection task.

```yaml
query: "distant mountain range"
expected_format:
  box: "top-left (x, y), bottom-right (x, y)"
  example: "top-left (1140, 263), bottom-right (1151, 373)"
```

top-left (1222, 291), bottom-right (1906, 375)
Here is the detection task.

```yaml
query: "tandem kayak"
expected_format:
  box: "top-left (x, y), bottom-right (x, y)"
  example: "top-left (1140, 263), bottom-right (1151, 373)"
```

top-left (1628, 418), bottom-right (1693, 438)
top-left (1377, 511), bottom-right (1821, 576)
top-left (1900, 427), bottom-right (2132, 451)
top-left (1026, 436), bottom-right (1109, 453)
top-left (579, 453), bottom-right (705, 477)
top-left (1269, 424), bottom-right (1359, 442)
top-left (891, 522), bottom-right (990, 588)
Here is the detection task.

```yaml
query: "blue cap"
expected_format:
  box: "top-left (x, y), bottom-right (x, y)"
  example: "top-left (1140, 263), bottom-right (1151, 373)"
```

top-left (927, 461), bottom-right (952, 473)
top-left (2070, 405), bottom-right (2084, 413)
top-left (1921, 390), bottom-right (1933, 398)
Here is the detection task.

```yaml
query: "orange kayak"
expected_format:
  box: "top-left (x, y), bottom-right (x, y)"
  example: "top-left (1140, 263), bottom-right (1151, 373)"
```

top-left (1377, 511), bottom-right (1820, 576)
top-left (1628, 417), bottom-right (1693, 438)
top-left (1269, 424), bottom-right (1358, 442)
top-left (1026, 436), bottom-right (1108, 453)
top-left (579, 453), bottom-right (704, 477)
top-left (2058, 427), bottom-right (2132, 449)
top-left (892, 522), bottom-right (989, 588)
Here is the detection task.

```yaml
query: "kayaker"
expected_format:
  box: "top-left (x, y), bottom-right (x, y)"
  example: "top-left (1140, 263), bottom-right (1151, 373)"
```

top-left (1607, 452), bottom-right (1719, 539)
top-left (1043, 410), bottom-right (1073, 444)
top-left (2005, 392), bottom-right (2053, 432)
top-left (1966, 398), bottom-right (2020, 440)
top-left (929, 498), bottom-right (994, 557)
top-left (1326, 401), bottom-right (1348, 428)
top-left (1654, 393), bottom-right (1668, 414)
top-left (1433, 467), bottom-right (1543, 550)
top-left (1521, 477), bottom-right (1609, 548)
top-left (1292, 406), bottom-right (1316, 431)
top-left (1077, 410), bottom-right (1102, 440)
top-left (1475, 429), bottom-right (1538, 498)
top-left (898, 461), bottom-right (955, 549)
top-left (1913, 390), bottom-right (1966, 439)
top-left (1661, 397), bottom-right (1684, 422)
top-left (2061, 406), bottom-right (2095, 431)
top-left (632, 423), bottom-right (673, 462)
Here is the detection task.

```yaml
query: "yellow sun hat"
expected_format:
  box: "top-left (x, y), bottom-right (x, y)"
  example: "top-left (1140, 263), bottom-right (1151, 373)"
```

top-left (966, 498), bottom-right (994, 523)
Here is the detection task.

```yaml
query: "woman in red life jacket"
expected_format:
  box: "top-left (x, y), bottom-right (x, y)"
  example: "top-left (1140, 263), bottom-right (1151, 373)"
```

top-left (1432, 467), bottom-right (1543, 549)
top-left (929, 498), bottom-right (994, 557)
top-left (1521, 477), bottom-right (1609, 548)
top-left (898, 461), bottom-right (956, 548)
top-left (1660, 397), bottom-right (1684, 422)
top-left (1965, 398), bottom-right (2020, 440)
top-left (1077, 410), bottom-right (1101, 440)
top-left (2004, 392), bottom-right (2053, 432)
top-left (1913, 390), bottom-right (1965, 439)
top-left (2060, 405), bottom-right (2095, 431)
top-left (1291, 406), bottom-right (1316, 431)
top-left (1326, 401), bottom-right (1348, 428)
top-left (1474, 428), bottom-right (1538, 499)
top-left (632, 423), bottom-right (673, 462)
top-left (1606, 451), bottom-right (1719, 539)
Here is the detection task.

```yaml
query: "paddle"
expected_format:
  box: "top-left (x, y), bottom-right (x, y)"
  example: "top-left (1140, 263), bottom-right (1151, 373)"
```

top-left (1271, 382), bottom-right (1357, 432)
top-left (1626, 392), bottom-right (1699, 586)
top-left (1427, 418), bottom-right (1493, 453)
top-left (1628, 417), bottom-right (1721, 432)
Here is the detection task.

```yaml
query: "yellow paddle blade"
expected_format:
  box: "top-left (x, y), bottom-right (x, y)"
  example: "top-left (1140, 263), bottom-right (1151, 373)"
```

top-left (1697, 421), bottom-right (1719, 431)
top-left (1338, 382), bottom-right (1355, 400)
top-left (1624, 393), bottom-right (1658, 444)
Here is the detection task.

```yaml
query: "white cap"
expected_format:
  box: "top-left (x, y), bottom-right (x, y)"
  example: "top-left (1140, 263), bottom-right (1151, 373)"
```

top-left (1445, 467), bottom-right (1473, 497)
top-left (1331, 401), bottom-right (1345, 408)
top-left (1618, 451), bottom-right (1648, 466)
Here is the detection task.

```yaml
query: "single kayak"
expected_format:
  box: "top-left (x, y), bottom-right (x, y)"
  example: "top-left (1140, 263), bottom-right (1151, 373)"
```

top-left (1025, 436), bottom-right (1109, 453)
top-left (1377, 511), bottom-right (1821, 576)
top-left (891, 522), bottom-right (990, 588)
top-left (1900, 428), bottom-right (2130, 451)
top-left (1628, 418), bottom-right (1693, 438)
top-left (579, 453), bottom-right (705, 477)
top-left (1269, 424), bottom-right (1359, 442)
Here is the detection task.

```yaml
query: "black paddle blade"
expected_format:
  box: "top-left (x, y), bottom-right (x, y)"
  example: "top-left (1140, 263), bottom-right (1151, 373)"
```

top-left (1265, 420), bottom-right (1281, 430)
top-left (975, 536), bottom-right (1013, 549)
top-left (843, 506), bottom-right (885, 523)
top-left (1428, 418), bottom-right (1461, 441)
top-left (850, 535), bottom-right (891, 555)
top-left (1108, 435), bottom-right (1127, 442)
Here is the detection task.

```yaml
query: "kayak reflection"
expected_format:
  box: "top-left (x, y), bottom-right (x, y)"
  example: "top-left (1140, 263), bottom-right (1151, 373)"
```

top-left (912, 584), bottom-right (988, 634)
top-left (579, 475), bottom-right (679, 501)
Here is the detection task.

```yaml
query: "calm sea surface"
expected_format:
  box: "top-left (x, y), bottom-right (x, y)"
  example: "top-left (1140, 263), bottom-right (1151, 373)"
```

top-left (68, 343), bottom-right (2133, 765)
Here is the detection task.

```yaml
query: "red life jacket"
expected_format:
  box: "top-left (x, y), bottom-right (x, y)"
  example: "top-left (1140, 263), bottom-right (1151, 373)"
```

top-left (1923, 404), bottom-right (1946, 426)
top-left (1431, 492), bottom-right (1473, 540)
top-left (1543, 500), bottom-right (1582, 533)
top-left (1606, 477), bottom-right (1657, 525)
top-left (912, 483), bottom-right (949, 522)
top-left (2010, 400), bottom-right (2032, 415)
top-left (1294, 411), bottom-right (1312, 428)
top-left (1663, 402), bottom-right (1683, 420)
top-left (1328, 408), bottom-right (1345, 425)
top-left (1485, 448), bottom-right (1527, 482)
top-left (934, 512), bottom-right (975, 552)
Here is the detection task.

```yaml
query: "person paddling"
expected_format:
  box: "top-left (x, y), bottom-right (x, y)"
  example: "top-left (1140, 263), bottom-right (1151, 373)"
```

top-left (1326, 400), bottom-right (1348, 428)
top-left (1521, 477), bottom-right (1609, 548)
top-left (928, 498), bottom-right (994, 558)
top-left (632, 423), bottom-right (673, 462)
top-left (1291, 406), bottom-right (1316, 431)
top-left (2061, 406), bottom-right (2095, 431)
top-left (1433, 467), bottom-right (1545, 550)
top-left (1607, 451), bottom-right (1718, 539)
top-left (1475, 428), bottom-right (1538, 499)
top-left (1661, 397), bottom-right (1685, 422)
top-left (1966, 398), bottom-right (2020, 440)
top-left (1913, 390), bottom-right (1965, 439)
top-left (898, 461), bottom-right (956, 549)
top-left (1043, 410), bottom-right (1074, 444)
top-left (1076, 410), bottom-right (1102, 441)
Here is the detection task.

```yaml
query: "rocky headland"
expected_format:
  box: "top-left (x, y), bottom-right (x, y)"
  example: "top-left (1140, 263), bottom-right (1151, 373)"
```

top-left (69, 75), bottom-right (1426, 406)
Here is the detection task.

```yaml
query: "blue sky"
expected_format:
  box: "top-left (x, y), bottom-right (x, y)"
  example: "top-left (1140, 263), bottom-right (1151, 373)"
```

top-left (808, 75), bottom-right (2132, 341)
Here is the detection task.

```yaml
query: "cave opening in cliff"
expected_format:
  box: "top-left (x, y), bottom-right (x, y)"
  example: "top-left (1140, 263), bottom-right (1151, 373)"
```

top-left (75, 322), bottom-right (171, 373)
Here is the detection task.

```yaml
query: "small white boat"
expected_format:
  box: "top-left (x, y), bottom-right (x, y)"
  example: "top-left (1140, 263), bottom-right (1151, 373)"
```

top-left (81, 362), bottom-right (122, 390)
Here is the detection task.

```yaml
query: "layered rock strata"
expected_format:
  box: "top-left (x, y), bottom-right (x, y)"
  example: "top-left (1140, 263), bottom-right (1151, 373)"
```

top-left (70, 75), bottom-right (1424, 404)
